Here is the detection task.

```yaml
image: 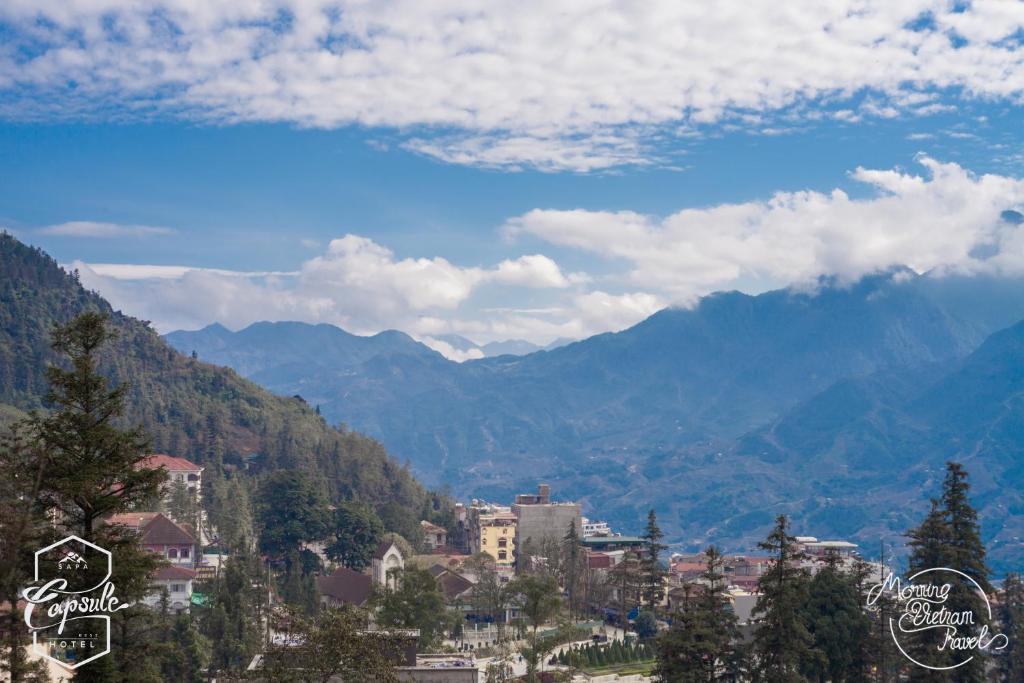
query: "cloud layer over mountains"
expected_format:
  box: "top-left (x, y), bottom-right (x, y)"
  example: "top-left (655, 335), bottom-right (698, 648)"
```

top-left (67, 158), bottom-right (1024, 356)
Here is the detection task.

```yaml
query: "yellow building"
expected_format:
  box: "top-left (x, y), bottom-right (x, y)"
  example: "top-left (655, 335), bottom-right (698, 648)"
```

top-left (470, 506), bottom-right (517, 567)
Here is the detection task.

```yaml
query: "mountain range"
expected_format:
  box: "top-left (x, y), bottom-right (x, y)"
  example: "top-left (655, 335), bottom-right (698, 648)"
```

top-left (0, 234), bottom-right (434, 543)
top-left (433, 334), bottom-right (575, 358)
top-left (166, 268), bottom-right (1024, 572)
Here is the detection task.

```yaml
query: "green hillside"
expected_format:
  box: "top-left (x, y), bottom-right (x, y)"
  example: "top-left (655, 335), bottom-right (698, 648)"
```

top-left (0, 233), bottom-right (433, 541)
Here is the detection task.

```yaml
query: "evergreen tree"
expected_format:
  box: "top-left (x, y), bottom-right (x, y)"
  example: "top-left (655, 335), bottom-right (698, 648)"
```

top-left (13, 314), bottom-right (167, 683)
top-left (32, 313), bottom-right (165, 539)
top-left (656, 546), bottom-right (739, 682)
top-left (997, 573), bottom-right (1024, 682)
top-left (752, 515), bottom-right (814, 682)
top-left (641, 509), bottom-right (668, 611)
top-left (166, 477), bottom-right (200, 533)
top-left (0, 426), bottom-right (51, 683)
top-left (905, 463), bottom-right (992, 682)
top-left (256, 470), bottom-right (330, 560)
top-left (800, 552), bottom-right (871, 682)
top-left (562, 519), bottom-right (583, 621)
top-left (162, 614), bottom-right (209, 683)
top-left (202, 553), bottom-right (263, 675)
top-left (325, 500), bottom-right (385, 571)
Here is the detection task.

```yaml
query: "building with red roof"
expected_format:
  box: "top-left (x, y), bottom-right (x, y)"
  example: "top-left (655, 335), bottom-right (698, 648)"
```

top-left (146, 565), bottom-right (198, 612)
top-left (136, 454), bottom-right (204, 496)
top-left (109, 512), bottom-right (196, 568)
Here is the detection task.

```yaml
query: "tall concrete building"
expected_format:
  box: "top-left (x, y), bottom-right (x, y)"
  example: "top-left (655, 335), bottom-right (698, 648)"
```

top-left (512, 484), bottom-right (581, 570)
top-left (468, 503), bottom-right (517, 568)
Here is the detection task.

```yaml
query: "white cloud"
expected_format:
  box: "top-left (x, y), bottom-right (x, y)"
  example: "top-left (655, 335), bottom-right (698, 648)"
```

top-left (505, 157), bottom-right (1024, 299)
top-left (492, 254), bottom-right (575, 288)
top-left (40, 221), bottom-right (175, 238)
top-left (68, 159), bottom-right (1024, 346)
top-left (74, 233), bottom-right (586, 337)
top-left (418, 336), bottom-right (485, 362)
top-left (2, 1), bottom-right (1023, 170)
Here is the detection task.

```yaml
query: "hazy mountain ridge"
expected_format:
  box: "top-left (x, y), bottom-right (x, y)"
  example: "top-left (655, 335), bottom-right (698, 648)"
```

top-left (164, 267), bottom-right (1024, 571)
top-left (0, 234), bottom-right (434, 541)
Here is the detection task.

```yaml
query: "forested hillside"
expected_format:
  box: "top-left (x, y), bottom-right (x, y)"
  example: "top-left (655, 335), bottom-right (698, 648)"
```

top-left (0, 233), bottom-right (438, 541)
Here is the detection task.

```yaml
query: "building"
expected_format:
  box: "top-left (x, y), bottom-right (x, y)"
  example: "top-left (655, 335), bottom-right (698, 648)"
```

top-left (316, 566), bottom-right (374, 608)
top-left (468, 505), bottom-right (517, 568)
top-left (108, 512), bottom-right (197, 568)
top-left (581, 517), bottom-right (612, 537)
top-left (580, 535), bottom-right (644, 554)
top-left (795, 537), bottom-right (859, 559)
top-left (373, 540), bottom-right (405, 588)
top-left (146, 565), bottom-right (197, 612)
top-left (430, 566), bottom-right (475, 606)
top-left (511, 485), bottom-right (581, 570)
top-left (136, 454), bottom-right (204, 497)
top-left (421, 520), bottom-right (448, 552)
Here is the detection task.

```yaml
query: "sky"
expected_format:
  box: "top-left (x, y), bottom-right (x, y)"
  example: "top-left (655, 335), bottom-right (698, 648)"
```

top-left (2, 1), bottom-right (1024, 360)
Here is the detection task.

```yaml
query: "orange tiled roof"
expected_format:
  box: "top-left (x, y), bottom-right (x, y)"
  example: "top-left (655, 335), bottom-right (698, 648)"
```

top-left (107, 512), bottom-right (160, 530)
top-left (136, 454), bottom-right (203, 472)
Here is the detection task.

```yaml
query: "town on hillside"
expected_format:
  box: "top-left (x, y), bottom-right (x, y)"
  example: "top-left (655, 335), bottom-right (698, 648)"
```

top-left (2, 314), bottom-right (1022, 683)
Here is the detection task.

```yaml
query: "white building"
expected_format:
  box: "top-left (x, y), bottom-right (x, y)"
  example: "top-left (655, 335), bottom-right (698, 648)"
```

top-left (581, 517), bottom-right (612, 537)
top-left (372, 540), bottom-right (404, 589)
top-left (146, 565), bottom-right (196, 612)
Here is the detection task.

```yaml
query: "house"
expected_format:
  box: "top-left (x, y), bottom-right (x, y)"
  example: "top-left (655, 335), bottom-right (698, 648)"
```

top-left (373, 541), bottom-right (405, 588)
top-left (146, 565), bottom-right (197, 612)
top-left (136, 454), bottom-right (204, 497)
top-left (421, 520), bottom-right (448, 552)
top-left (430, 566), bottom-right (475, 605)
top-left (316, 566), bottom-right (373, 608)
top-left (108, 512), bottom-right (197, 568)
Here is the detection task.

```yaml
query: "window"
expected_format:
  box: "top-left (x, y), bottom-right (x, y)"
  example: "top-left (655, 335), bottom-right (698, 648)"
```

top-left (498, 551), bottom-right (507, 560)
top-left (181, 548), bottom-right (190, 558)
top-left (168, 548), bottom-right (178, 559)
top-left (170, 584), bottom-right (185, 593)
top-left (498, 538), bottom-right (507, 548)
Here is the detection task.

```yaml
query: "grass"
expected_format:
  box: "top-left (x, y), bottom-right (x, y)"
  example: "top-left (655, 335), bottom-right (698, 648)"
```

top-left (579, 659), bottom-right (656, 676)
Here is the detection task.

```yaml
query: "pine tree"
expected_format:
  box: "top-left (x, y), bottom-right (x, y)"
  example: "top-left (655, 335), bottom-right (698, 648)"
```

top-left (753, 515), bottom-right (813, 682)
top-left (14, 314), bottom-right (168, 683)
top-left (997, 573), bottom-right (1024, 682)
top-left (800, 551), bottom-right (871, 682)
top-left (0, 426), bottom-right (51, 683)
top-left (326, 499), bottom-right (385, 571)
top-left (562, 519), bottom-right (583, 621)
top-left (32, 313), bottom-right (165, 539)
top-left (641, 509), bottom-right (668, 611)
top-left (905, 463), bottom-right (993, 682)
top-left (656, 546), bottom-right (740, 682)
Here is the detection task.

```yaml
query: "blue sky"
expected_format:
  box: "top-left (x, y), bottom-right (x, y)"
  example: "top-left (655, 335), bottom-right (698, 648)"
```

top-left (2, 2), bottom-right (1024, 357)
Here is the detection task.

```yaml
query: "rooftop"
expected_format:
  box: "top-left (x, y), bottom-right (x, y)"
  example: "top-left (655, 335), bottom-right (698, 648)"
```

top-left (316, 567), bottom-right (372, 606)
top-left (137, 454), bottom-right (203, 472)
top-left (581, 535), bottom-right (645, 546)
top-left (143, 513), bottom-right (196, 546)
top-left (152, 565), bottom-right (197, 581)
